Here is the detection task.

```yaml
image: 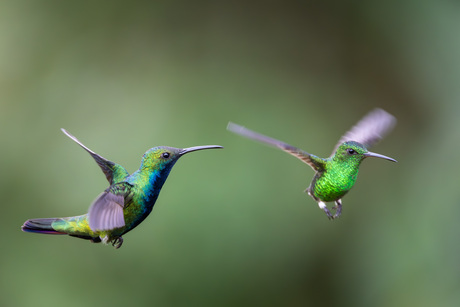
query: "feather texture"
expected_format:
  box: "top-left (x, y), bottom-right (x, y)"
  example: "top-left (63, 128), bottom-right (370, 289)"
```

top-left (88, 190), bottom-right (125, 231)
top-left (21, 218), bottom-right (65, 234)
top-left (227, 122), bottom-right (324, 171)
top-left (331, 108), bottom-right (396, 155)
top-left (61, 129), bottom-right (129, 184)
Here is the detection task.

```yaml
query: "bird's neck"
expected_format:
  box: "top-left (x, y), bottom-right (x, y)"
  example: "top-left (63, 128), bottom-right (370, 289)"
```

top-left (327, 158), bottom-right (361, 178)
top-left (131, 164), bottom-right (176, 207)
top-left (330, 155), bottom-right (362, 169)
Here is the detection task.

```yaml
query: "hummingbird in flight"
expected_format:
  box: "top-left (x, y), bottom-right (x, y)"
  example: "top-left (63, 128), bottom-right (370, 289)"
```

top-left (227, 108), bottom-right (397, 219)
top-left (22, 129), bottom-right (223, 248)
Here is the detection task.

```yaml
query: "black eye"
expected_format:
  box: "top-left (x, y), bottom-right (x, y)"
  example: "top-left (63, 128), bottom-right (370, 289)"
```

top-left (161, 152), bottom-right (170, 159)
top-left (347, 148), bottom-right (356, 155)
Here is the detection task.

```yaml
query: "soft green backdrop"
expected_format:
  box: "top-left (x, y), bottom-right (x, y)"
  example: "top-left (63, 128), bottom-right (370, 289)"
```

top-left (1, 1), bottom-right (458, 306)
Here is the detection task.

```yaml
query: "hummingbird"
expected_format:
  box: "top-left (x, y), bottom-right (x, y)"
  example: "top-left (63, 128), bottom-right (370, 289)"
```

top-left (227, 108), bottom-right (397, 219)
top-left (22, 129), bottom-right (223, 248)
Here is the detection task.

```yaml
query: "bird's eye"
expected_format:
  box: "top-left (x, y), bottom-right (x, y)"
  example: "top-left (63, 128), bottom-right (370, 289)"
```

top-left (347, 148), bottom-right (356, 155)
top-left (161, 152), bottom-right (170, 159)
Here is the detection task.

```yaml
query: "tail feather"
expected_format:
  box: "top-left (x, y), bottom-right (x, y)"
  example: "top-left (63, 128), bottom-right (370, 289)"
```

top-left (21, 218), bottom-right (66, 235)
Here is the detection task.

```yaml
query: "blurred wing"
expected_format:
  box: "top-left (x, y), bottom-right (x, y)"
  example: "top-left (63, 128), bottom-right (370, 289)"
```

top-left (331, 108), bottom-right (396, 155)
top-left (88, 185), bottom-right (130, 231)
top-left (227, 122), bottom-right (325, 171)
top-left (61, 129), bottom-right (129, 184)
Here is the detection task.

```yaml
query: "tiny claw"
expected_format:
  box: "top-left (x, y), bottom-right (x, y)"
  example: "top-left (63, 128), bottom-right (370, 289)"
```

top-left (112, 236), bottom-right (123, 249)
top-left (333, 200), bottom-right (343, 219)
top-left (323, 208), bottom-right (335, 220)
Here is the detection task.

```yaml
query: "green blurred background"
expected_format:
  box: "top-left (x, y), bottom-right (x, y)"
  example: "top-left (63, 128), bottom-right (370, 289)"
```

top-left (1, 1), bottom-right (459, 306)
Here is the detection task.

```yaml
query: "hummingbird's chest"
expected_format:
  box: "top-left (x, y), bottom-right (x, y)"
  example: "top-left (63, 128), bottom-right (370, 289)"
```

top-left (124, 186), bottom-right (159, 225)
top-left (104, 189), bottom-right (159, 240)
top-left (109, 168), bottom-right (170, 237)
top-left (310, 166), bottom-right (359, 202)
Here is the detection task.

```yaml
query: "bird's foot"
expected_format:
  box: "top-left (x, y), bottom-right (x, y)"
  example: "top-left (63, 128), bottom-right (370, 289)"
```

top-left (318, 202), bottom-right (334, 220)
top-left (325, 209), bottom-right (334, 220)
top-left (112, 236), bottom-right (123, 249)
top-left (332, 199), bottom-right (342, 219)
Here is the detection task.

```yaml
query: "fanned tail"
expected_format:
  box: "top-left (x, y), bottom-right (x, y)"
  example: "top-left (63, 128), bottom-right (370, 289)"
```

top-left (21, 218), bottom-right (66, 235)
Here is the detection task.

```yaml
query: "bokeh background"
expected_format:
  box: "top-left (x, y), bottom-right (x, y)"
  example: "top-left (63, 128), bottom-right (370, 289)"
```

top-left (1, 1), bottom-right (459, 306)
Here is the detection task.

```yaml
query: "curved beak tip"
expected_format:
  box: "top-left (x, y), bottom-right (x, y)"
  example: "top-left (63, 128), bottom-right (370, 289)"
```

top-left (181, 145), bottom-right (223, 155)
top-left (365, 151), bottom-right (397, 162)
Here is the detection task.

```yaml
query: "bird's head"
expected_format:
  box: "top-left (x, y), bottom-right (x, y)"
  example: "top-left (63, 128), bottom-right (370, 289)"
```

top-left (333, 141), bottom-right (397, 165)
top-left (140, 145), bottom-right (223, 172)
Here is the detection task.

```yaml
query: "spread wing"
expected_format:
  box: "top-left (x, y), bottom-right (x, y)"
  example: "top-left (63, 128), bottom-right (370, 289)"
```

top-left (88, 183), bottom-right (132, 231)
top-left (227, 122), bottom-right (325, 172)
top-left (331, 108), bottom-right (396, 155)
top-left (61, 129), bottom-right (129, 184)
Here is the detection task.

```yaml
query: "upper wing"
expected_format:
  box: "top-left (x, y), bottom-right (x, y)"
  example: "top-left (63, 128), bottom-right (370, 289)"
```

top-left (331, 108), bottom-right (396, 155)
top-left (61, 129), bottom-right (129, 184)
top-left (227, 122), bottom-right (326, 172)
top-left (88, 183), bottom-right (132, 232)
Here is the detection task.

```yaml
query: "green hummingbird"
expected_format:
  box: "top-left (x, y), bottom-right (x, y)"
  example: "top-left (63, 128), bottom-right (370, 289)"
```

top-left (22, 129), bottom-right (223, 248)
top-left (227, 108), bottom-right (397, 219)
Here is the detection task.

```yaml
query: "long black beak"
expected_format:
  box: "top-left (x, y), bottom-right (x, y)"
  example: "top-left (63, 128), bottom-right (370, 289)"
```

top-left (180, 145), bottom-right (223, 155)
top-left (364, 151), bottom-right (397, 162)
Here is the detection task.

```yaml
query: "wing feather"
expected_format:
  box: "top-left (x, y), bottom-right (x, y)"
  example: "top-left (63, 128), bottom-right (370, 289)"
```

top-left (61, 129), bottom-right (129, 184)
top-left (227, 122), bottom-right (325, 171)
top-left (88, 189), bottom-right (126, 231)
top-left (331, 108), bottom-right (396, 155)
